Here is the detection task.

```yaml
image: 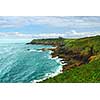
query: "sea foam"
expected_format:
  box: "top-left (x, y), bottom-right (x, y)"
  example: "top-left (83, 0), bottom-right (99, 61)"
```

top-left (32, 50), bottom-right (63, 83)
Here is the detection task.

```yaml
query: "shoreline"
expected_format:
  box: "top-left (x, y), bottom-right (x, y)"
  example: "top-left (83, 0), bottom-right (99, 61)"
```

top-left (27, 37), bottom-right (94, 82)
top-left (32, 48), bottom-right (63, 83)
top-left (27, 43), bottom-right (86, 82)
top-left (27, 43), bottom-right (80, 82)
top-left (27, 36), bottom-right (100, 82)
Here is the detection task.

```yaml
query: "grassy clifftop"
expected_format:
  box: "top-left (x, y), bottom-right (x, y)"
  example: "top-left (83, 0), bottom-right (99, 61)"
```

top-left (29, 35), bottom-right (100, 82)
top-left (28, 37), bottom-right (64, 45)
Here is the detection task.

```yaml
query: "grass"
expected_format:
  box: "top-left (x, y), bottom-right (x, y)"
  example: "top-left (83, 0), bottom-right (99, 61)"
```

top-left (42, 59), bottom-right (100, 83)
top-left (41, 35), bottom-right (100, 83)
top-left (30, 35), bottom-right (100, 82)
top-left (64, 36), bottom-right (100, 54)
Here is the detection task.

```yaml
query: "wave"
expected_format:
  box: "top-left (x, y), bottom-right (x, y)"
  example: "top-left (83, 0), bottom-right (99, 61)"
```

top-left (32, 64), bottom-right (62, 83)
top-left (32, 51), bottom-right (63, 83)
top-left (28, 49), bottom-right (43, 52)
top-left (0, 43), bottom-right (64, 83)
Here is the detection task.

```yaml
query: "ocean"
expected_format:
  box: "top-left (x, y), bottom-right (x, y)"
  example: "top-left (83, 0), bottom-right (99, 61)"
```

top-left (0, 39), bottom-right (62, 83)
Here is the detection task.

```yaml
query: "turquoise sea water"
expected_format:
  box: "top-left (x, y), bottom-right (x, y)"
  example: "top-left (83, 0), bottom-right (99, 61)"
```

top-left (0, 39), bottom-right (62, 83)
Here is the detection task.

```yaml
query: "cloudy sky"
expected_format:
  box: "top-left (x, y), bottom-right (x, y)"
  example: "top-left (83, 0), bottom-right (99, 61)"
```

top-left (0, 16), bottom-right (100, 39)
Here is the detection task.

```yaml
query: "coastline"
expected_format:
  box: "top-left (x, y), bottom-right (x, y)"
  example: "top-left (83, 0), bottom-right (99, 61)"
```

top-left (27, 36), bottom-right (100, 82)
top-left (32, 48), bottom-right (63, 83)
top-left (27, 39), bottom-right (84, 82)
top-left (30, 43), bottom-right (70, 83)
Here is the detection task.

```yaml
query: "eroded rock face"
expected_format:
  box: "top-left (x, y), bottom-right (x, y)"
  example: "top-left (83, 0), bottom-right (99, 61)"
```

top-left (50, 43), bottom-right (95, 71)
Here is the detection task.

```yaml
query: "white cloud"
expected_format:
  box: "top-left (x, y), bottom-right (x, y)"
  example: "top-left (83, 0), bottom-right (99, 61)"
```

top-left (0, 16), bottom-right (100, 28)
top-left (31, 33), bottom-right (65, 39)
top-left (64, 30), bottom-right (100, 38)
top-left (0, 32), bottom-right (33, 39)
top-left (0, 32), bottom-right (65, 39)
top-left (0, 31), bottom-right (100, 39)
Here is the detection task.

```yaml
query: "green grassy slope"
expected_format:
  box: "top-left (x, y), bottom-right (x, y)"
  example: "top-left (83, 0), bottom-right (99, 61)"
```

top-left (41, 35), bottom-right (100, 83)
top-left (42, 59), bottom-right (100, 83)
top-left (64, 36), bottom-right (100, 55)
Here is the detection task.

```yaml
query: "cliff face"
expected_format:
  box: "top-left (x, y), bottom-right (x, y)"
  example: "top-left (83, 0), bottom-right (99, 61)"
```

top-left (51, 36), bottom-right (100, 70)
top-left (27, 36), bottom-right (100, 82)
top-left (28, 36), bottom-right (100, 70)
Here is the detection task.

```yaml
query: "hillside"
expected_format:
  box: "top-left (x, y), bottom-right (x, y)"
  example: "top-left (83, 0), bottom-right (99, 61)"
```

top-left (28, 35), bottom-right (100, 82)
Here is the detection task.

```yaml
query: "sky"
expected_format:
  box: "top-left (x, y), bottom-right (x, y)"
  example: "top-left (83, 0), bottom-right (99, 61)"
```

top-left (0, 16), bottom-right (100, 39)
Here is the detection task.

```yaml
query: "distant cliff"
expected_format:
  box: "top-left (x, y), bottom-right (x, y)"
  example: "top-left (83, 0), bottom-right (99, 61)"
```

top-left (27, 37), bottom-right (64, 46)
